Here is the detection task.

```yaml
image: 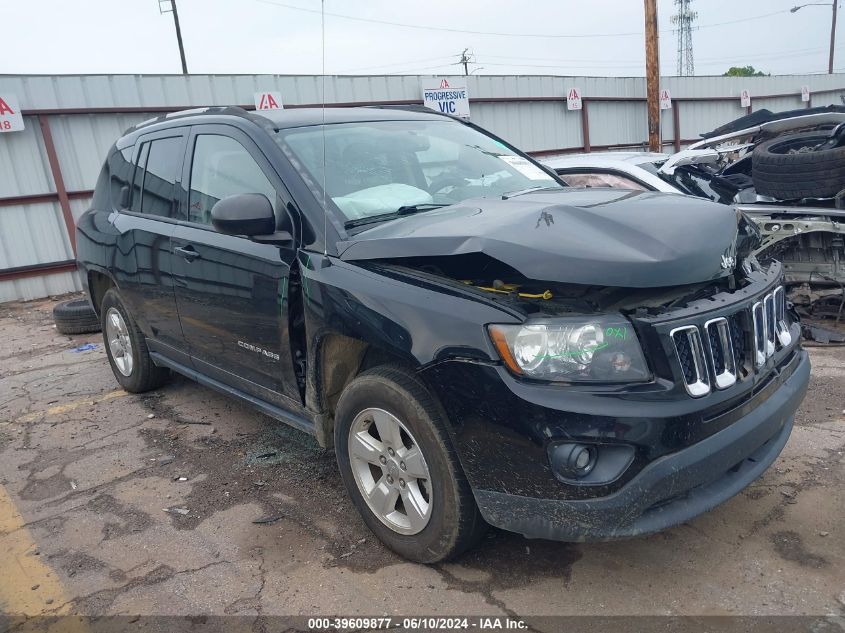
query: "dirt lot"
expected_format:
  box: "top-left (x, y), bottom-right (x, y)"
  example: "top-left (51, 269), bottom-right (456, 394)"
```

top-left (1, 295), bottom-right (844, 623)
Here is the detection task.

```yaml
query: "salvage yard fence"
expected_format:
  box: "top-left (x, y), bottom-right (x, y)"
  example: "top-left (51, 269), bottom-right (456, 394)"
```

top-left (1, 72), bottom-right (844, 302)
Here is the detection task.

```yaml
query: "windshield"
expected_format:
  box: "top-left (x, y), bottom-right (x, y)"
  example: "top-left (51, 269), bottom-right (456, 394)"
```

top-left (275, 119), bottom-right (563, 223)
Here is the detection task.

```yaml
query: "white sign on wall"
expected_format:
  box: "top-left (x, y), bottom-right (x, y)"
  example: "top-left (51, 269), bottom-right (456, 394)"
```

top-left (254, 91), bottom-right (283, 111)
top-left (0, 94), bottom-right (25, 132)
top-left (659, 88), bottom-right (672, 110)
top-left (421, 79), bottom-right (470, 118)
top-left (740, 89), bottom-right (751, 108)
top-left (801, 85), bottom-right (811, 102)
top-left (566, 87), bottom-right (582, 110)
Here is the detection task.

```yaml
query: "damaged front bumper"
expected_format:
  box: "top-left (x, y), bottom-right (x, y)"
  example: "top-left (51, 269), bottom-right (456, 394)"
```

top-left (469, 350), bottom-right (809, 541)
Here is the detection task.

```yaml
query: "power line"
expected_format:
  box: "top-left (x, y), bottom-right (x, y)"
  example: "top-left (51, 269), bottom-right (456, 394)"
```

top-left (695, 9), bottom-right (793, 30)
top-left (475, 45), bottom-right (842, 67)
top-left (253, 0), bottom-right (641, 38)
top-left (385, 62), bottom-right (464, 75)
top-left (253, 0), bottom-right (795, 40)
top-left (336, 55), bottom-right (460, 73)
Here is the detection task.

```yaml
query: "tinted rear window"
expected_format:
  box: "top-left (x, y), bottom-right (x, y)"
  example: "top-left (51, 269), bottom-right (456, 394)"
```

top-left (131, 136), bottom-right (184, 218)
top-left (107, 146), bottom-right (134, 209)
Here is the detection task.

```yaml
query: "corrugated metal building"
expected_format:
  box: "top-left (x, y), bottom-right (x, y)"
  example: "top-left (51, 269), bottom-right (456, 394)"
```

top-left (1, 72), bottom-right (843, 302)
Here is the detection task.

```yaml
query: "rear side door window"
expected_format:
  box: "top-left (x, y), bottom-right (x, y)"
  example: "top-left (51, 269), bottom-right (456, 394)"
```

top-left (130, 135), bottom-right (186, 218)
top-left (187, 134), bottom-right (276, 226)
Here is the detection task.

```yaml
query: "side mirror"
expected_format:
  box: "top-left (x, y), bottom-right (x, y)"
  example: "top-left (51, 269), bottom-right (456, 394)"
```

top-left (211, 193), bottom-right (276, 236)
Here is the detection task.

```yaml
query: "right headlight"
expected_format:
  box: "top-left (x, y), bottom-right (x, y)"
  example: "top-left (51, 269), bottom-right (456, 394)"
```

top-left (487, 316), bottom-right (650, 383)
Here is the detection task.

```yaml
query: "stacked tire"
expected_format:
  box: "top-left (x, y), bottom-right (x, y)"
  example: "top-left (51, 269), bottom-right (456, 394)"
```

top-left (752, 132), bottom-right (845, 200)
top-left (53, 299), bottom-right (101, 334)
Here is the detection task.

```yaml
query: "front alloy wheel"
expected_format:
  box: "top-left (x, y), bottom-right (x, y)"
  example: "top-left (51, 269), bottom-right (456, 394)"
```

top-left (348, 408), bottom-right (432, 535)
top-left (334, 366), bottom-right (486, 563)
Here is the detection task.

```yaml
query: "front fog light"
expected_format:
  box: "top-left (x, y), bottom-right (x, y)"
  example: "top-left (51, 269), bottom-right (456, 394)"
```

top-left (548, 442), bottom-right (636, 485)
top-left (549, 443), bottom-right (597, 479)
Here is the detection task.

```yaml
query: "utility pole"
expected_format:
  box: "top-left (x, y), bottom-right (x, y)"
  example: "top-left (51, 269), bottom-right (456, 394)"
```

top-left (791, 2), bottom-right (838, 74)
top-left (644, 0), bottom-right (661, 152)
top-left (160, 0), bottom-right (188, 74)
top-left (459, 48), bottom-right (472, 76)
top-left (830, 0), bottom-right (838, 74)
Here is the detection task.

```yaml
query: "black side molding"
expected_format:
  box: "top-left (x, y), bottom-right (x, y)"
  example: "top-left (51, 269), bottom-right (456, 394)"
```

top-left (149, 352), bottom-right (316, 437)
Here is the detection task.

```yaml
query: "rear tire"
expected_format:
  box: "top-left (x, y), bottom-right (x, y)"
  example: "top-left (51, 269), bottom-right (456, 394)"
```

top-left (752, 132), bottom-right (845, 199)
top-left (53, 299), bottom-right (101, 335)
top-left (100, 289), bottom-right (169, 393)
top-left (334, 365), bottom-right (486, 563)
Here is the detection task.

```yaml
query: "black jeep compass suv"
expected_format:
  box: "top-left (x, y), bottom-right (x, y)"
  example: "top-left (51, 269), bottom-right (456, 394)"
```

top-left (77, 105), bottom-right (809, 562)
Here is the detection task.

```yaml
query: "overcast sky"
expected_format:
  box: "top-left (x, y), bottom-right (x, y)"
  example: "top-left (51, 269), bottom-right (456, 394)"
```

top-left (1, 0), bottom-right (842, 77)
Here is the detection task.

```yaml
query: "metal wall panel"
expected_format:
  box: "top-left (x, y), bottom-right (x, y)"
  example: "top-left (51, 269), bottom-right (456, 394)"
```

top-left (0, 271), bottom-right (79, 303)
top-left (0, 116), bottom-right (52, 197)
top-left (47, 113), bottom-right (151, 191)
top-left (0, 202), bottom-right (72, 267)
top-left (1, 72), bottom-right (843, 303)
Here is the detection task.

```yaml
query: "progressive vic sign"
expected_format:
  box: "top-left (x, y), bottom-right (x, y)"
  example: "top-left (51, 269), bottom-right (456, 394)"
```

top-left (421, 79), bottom-right (470, 118)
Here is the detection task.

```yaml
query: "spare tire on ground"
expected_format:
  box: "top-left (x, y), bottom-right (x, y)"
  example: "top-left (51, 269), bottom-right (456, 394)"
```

top-left (752, 132), bottom-right (845, 200)
top-left (53, 298), bottom-right (101, 335)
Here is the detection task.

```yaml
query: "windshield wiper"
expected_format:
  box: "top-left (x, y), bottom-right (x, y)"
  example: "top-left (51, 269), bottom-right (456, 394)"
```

top-left (501, 186), bottom-right (563, 200)
top-left (344, 203), bottom-right (449, 229)
top-left (396, 203), bottom-right (449, 215)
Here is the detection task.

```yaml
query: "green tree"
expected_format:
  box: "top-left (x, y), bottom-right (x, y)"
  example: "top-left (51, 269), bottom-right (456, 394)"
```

top-left (723, 66), bottom-right (768, 77)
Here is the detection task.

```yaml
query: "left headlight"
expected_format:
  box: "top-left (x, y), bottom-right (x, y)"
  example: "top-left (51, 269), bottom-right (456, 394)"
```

top-left (487, 316), bottom-right (650, 383)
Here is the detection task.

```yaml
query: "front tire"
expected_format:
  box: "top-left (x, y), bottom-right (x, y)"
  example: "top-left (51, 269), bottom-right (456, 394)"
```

top-left (100, 289), bottom-right (169, 393)
top-left (334, 366), bottom-right (486, 563)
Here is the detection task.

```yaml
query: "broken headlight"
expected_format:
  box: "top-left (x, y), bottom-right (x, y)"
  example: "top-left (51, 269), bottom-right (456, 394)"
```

top-left (487, 317), bottom-right (650, 383)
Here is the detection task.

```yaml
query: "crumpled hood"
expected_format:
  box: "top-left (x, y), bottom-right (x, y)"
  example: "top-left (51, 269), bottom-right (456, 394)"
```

top-left (337, 189), bottom-right (749, 288)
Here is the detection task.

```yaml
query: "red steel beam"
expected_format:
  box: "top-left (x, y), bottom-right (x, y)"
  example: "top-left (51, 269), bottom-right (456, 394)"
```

top-left (38, 115), bottom-right (77, 255)
top-left (0, 189), bottom-right (93, 208)
top-left (0, 260), bottom-right (77, 282)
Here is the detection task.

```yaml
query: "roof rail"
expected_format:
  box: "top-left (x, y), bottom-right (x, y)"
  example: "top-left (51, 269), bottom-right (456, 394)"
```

top-left (363, 104), bottom-right (445, 115)
top-left (130, 105), bottom-right (260, 132)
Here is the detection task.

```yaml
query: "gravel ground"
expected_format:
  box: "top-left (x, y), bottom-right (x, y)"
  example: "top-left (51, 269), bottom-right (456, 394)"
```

top-left (0, 295), bottom-right (843, 625)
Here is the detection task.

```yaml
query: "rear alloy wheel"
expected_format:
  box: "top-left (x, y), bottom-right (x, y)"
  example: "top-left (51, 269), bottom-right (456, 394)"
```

top-left (335, 366), bottom-right (486, 563)
top-left (105, 307), bottom-right (134, 377)
top-left (100, 289), bottom-right (169, 393)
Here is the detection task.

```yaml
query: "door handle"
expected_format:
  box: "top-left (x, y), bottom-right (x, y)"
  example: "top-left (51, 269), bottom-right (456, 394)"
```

top-left (174, 245), bottom-right (200, 262)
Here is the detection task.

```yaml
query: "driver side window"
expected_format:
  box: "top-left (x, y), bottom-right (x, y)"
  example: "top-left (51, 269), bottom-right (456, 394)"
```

top-left (188, 134), bottom-right (276, 225)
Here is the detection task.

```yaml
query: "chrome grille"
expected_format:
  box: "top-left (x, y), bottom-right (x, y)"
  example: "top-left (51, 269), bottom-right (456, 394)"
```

top-left (774, 286), bottom-right (793, 348)
top-left (672, 285), bottom-right (789, 397)
top-left (671, 325), bottom-right (711, 397)
top-left (705, 317), bottom-right (737, 390)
